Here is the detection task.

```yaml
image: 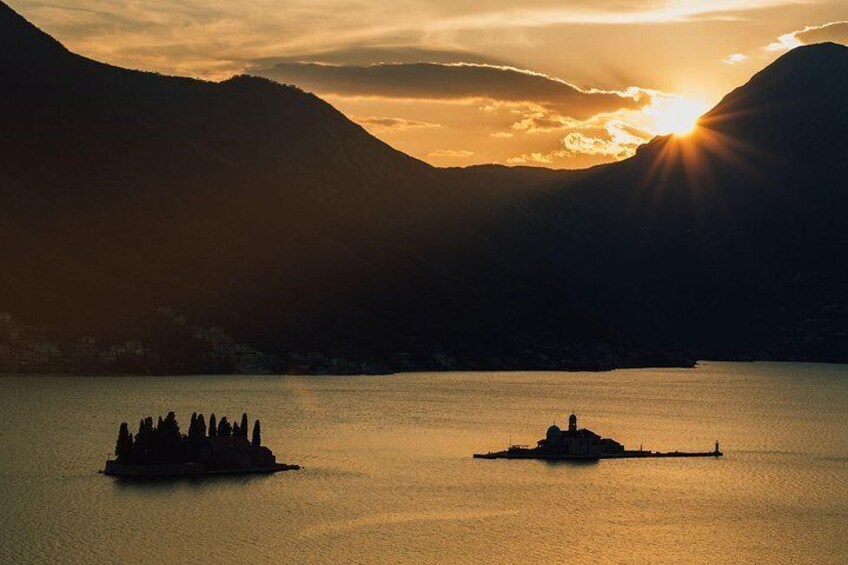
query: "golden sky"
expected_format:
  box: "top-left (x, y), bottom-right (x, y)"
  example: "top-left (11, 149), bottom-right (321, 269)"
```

top-left (14, 0), bottom-right (848, 168)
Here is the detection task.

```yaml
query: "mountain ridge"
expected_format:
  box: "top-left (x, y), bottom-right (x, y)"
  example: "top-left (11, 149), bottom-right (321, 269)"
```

top-left (492, 40), bottom-right (848, 362)
top-left (2, 0), bottom-right (846, 372)
top-left (0, 0), bottom-right (663, 374)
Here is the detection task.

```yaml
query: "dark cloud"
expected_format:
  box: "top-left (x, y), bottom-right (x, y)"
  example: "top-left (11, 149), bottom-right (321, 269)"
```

top-left (354, 116), bottom-right (441, 132)
top-left (795, 21), bottom-right (848, 45)
top-left (254, 46), bottom-right (506, 67)
top-left (429, 149), bottom-right (475, 158)
top-left (769, 21), bottom-right (848, 51)
top-left (255, 62), bottom-right (649, 119)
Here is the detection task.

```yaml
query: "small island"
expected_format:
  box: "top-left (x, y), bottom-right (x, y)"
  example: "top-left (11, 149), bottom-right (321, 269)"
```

top-left (103, 411), bottom-right (299, 478)
top-left (474, 414), bottom-right (722, 461)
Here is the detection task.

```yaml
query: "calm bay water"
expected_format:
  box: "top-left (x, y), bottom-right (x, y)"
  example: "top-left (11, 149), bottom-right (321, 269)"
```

top-left (1, 362), bottom-right (847, 564)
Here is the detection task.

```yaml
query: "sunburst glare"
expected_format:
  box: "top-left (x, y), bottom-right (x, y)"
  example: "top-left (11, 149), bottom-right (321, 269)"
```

top-left (645, 95), bottom-right (710, 136)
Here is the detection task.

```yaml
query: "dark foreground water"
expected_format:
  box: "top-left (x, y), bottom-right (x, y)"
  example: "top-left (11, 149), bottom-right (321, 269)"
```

top-left (1, 362), bottom-right (847, 564)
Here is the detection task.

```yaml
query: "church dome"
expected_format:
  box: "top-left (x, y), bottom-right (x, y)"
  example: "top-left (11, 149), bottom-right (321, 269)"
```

top-left (545, 424), bottom-right (562, 445)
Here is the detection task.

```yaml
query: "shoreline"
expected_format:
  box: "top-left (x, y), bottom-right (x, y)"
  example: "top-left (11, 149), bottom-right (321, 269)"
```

top-left (7, 359), bottom-right (848, 378)
top-left (102, 461), bottom-right (300, 479)
top-left (0, 360), bottom-right (698, 378)
top-left (473, 449), bottom-right (723, 461)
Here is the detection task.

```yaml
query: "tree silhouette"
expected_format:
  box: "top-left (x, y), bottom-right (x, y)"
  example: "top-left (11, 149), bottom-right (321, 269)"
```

top-left (241, 413), bottom-right (249, 437)
top-left (218, 416), bottom-right (232, 437)
top-left (115, 422), bottom-right (133, 460)
top-left (161, 411), bottom-right (180, 442)
top-left (134, 418), bottom-right (153, 456)
top-left (197, 413), bottom-right (207, 438)
top-left (189, 412), bottom-right (198, 438)
top-left (109, 411), bottom-right (280, 469)
top-left (252, 420), bottom-right (261, 447)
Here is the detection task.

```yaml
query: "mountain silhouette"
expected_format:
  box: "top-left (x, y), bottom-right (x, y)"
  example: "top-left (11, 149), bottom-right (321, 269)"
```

top-left (0, 1), bottom-right (661, 372)
top-left (492, 42), bottom-right (848, 362)
top-left (1, 0), bottom-right (846, 371)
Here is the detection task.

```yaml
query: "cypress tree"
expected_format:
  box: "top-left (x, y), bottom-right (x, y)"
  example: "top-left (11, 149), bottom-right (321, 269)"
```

top-left (158, 411), bottom-right (180, 446)
top-left (135, 418), bottom-right (151, 457)
top-left (197, 413), bottom-right (207, 438)
top-left (189, 412), bottom-right (198, 438)
top-left (241, 413), bottom-right (249, 437)
top-left (252, 420), bottom-right (261, 447)
top-left (115, 422), bottom-right (133, 459)
top-left (218, 417), bottom-right (232, 437)
top-left (209, 414), bottom-right (217, 437)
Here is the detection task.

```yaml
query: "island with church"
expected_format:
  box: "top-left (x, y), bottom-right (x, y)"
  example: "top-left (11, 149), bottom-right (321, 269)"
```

top-left (103, 411), bottom-right (300, 478)
top-left (473, 414), bottom-right (723, 461)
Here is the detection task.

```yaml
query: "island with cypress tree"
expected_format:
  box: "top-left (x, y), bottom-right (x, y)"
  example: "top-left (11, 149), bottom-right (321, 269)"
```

top-left (103, 411), bottom-right (299, 478)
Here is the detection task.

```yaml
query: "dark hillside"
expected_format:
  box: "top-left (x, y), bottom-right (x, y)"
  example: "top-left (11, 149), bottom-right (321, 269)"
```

top-left (495, 43), bottom-right (848, 361)
top-left (1, 1), bottom-right (653, 373)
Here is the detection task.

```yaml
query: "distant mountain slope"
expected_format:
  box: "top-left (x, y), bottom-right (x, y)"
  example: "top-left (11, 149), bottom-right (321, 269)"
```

top-left (702, 42), bottom-right (848, 161)
top-left (3, 0), bottom-right (845, 372)
top-left (1, 1), bottom-right (664, 373)
top-left (495, 42), bottom-right (848, 362)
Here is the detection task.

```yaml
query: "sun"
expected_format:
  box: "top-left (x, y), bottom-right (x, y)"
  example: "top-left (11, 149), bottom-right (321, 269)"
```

top-left (646, 96), bottom-right (710, 136)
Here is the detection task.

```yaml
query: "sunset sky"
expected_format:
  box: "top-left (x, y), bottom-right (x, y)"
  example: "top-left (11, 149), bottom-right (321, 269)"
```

top-left (16, 0), bottom-right (848, 168)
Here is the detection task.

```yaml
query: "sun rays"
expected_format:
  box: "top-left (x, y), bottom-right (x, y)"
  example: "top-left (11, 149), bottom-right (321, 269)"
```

top-left (644, 96), bottom-right (711, 137)
top-left (632, 105), bottom-right (776, 226)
